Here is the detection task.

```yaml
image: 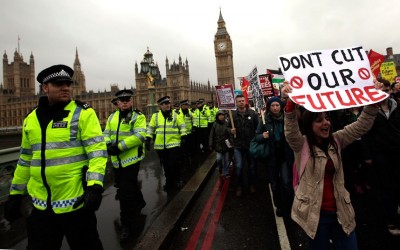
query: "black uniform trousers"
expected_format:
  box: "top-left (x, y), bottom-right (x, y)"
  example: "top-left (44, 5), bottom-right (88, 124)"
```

top-left (116, 162), bottom-right (146, 226)
top-left (157, 147), bottom-right (182, 188)
top-left (27, 207), bottom-right (103, 250)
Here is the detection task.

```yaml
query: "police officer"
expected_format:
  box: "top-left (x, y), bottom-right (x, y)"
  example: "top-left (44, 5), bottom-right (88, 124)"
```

top-left (193, 98), bottom-right (211, 152)
top-left (5, 64), bottom-right (107, 249)
top-left (178, 99), bottom-right (194, 157)
top-left (145, 96), bottom-right (187, 191)
top-left (103, 89), bottom-right (147, 242)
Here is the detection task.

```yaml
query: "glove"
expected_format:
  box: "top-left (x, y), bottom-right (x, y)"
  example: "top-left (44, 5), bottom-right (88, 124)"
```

top-left (4, 194), bottom-right (23, 222)
top-left (145, 138), bottom-right (151, 151)
top-left (191, 126), bottom-right (197, 134)
top-left (73, 184), bottom-right (104, 211)
top-left (181, 135), bottom-right (187, 148)
top-left (107, 143), bottom-right (120, 156)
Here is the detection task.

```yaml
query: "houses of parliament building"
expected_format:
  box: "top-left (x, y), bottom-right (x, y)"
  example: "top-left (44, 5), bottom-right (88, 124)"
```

top-left (0, 10), bottom-right (236, 129)
top-left (0, 11), bottom-right (235, 128)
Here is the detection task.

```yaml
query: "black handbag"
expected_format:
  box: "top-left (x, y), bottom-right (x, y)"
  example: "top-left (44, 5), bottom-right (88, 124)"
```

top-left (249, 136), bottom-right (269, 159)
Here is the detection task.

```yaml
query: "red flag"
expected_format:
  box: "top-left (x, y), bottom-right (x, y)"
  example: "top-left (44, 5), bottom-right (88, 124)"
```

top-left (241, 77), bottom-right (250, 103)
top-left (368, 50), bottom-right (385, 78)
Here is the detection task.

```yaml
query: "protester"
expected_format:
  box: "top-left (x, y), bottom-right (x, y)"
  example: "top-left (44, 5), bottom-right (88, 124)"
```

top-left (209, 110), bottom-right (231, 179)
top-left (282, 80), bottom-right (380, 249)
top-left (228, 94), bottom-right (259, 196)
top-left (5, 64), bottom-right (107, 249)
top-left (362, 78), bottom-right (400, 236)
top-left (255, 96), bottom-right (294, 217)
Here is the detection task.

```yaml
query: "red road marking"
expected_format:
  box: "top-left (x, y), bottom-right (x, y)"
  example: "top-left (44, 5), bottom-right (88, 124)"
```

top-left (201, 177), bottom-right (230, 250)
top-left (185, 176), bottom-right (222, 250)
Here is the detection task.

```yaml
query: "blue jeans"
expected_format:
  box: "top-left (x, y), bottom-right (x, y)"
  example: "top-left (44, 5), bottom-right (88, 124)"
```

top-left (266, 160), bottom-right (293, 213)
top-left (309, 211), bottom-right (358, 250)
top-left (216, 151), bottom-right (231, 176)
top-left (233, 148), bottom-right (256, 188)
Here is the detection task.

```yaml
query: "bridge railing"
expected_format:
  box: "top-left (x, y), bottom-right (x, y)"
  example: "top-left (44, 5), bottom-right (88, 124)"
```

top-left (0, 147), bottom-right (19, 204)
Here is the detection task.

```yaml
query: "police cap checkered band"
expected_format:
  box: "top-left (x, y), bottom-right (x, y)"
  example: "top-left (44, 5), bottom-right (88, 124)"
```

top-left (157, 96), bottom-right (170, 104)
top-left (115, 89), bottom-right (133, 98)
top-left (37, 64), bottom-right (74, 84)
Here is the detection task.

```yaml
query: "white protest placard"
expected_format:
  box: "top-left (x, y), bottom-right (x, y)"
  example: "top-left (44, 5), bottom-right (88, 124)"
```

top-left (215, 84), bottom-right (236, 110)
top-left (278, 46), bottom-right (388, 112)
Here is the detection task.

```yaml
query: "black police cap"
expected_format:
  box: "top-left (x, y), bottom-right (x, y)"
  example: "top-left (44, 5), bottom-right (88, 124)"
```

top-left (115, 89), bottom-right (133, 98)
top-left (157, 96), bottom-right (170, 105)
top-left (180, 99), bottom-right (189, 105)
top-left (111, 98), bottom-right (119, 104)
top-left (37, 64), bottom-right (74, 84)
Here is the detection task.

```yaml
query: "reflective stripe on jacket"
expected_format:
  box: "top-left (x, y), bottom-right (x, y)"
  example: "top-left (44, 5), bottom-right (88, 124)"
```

top-left (177, 109), bottom-right (193, 134)
top-left (10, 100), bottom-right (107, 214)
top-left (146, 110), bottom-right (187, 149)
top-left (103, 109), bottom-right (147, 168)
top-left (193, 106), bottom-right (210, 128)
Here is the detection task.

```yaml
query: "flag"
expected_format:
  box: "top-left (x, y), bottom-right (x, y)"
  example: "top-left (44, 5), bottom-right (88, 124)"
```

top-left (368, 50), bottom-right (385, 79)
top-left (241, 77), bottom-right (250, 103)
top-left (267, 69), bottom-right (284, 96)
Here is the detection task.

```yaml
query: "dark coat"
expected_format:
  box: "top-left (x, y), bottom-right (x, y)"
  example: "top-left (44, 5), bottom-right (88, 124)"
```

top-left (228, 108), bottom-right (259, 149)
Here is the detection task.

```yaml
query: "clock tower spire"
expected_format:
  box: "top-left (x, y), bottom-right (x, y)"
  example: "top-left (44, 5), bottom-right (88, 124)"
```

top-left (214, 9), bottom-right (235, 87)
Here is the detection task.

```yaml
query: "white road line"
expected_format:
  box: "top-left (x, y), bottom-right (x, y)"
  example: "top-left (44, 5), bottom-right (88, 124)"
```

top-left (269, 183), bottom-right (291, 250)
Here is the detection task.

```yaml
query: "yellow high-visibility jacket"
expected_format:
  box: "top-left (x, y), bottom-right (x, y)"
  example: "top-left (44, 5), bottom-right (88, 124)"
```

top-left (193, 106), bottom-right (210, 128)
top-left (177, 109), bottom-right (193, 134)
top-left (146, 110), bottom-right (187, 149)
top-left (10, 100), bottom-right (107, 214)
top-left (103, 109), bottom-right (146, 168)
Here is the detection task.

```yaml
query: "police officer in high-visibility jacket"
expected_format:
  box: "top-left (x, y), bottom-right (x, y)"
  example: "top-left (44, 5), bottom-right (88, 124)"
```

top-left (145, 96), bottom-right (187, 191)
top-left (5, 64), bottom-right (107, 249)
top-left (103, 89), bottom-right (147, 242)
top-left (192, 98), bottom-right (211, 152)
top-left (178, 99), bottom-right (194, 157)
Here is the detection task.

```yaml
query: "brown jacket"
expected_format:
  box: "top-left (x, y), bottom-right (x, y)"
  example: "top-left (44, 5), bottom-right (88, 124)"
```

top-left (284, 105), bottom-right (378, 239)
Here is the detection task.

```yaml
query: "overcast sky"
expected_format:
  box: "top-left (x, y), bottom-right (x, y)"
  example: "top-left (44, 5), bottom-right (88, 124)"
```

top-left (1, 0), bottom-right (399, 93)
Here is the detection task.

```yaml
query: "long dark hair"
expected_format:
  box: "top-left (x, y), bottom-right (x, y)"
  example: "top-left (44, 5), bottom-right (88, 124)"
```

top-left (302, 110), bottom-right (338, 157)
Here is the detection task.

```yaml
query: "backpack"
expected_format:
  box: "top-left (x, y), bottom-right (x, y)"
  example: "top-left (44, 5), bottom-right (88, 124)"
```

top-left (292, 136), bottom-right (341, 191)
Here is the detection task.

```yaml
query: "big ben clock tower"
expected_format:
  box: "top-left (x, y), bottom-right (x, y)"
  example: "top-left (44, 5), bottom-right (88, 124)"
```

top-left (214, 9), bottom-right (235, 87)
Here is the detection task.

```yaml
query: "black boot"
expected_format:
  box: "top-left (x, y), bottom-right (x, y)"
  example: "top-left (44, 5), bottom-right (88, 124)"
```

top-left (120, 225), bottom-right (131, 243)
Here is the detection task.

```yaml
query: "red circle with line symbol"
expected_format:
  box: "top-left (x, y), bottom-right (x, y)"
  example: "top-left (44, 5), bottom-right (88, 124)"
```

top-left (358, 68), bottom-right (370, 80)
top-left (290, 76), bottom-right (303, 89)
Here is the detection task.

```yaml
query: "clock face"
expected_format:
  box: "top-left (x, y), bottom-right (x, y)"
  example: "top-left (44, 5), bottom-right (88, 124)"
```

top-left (218, 42), bottom-right (226, 51)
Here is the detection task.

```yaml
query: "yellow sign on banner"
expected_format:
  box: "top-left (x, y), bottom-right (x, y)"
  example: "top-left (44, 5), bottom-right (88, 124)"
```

top-left (380, 61), bottom-right (397, 83)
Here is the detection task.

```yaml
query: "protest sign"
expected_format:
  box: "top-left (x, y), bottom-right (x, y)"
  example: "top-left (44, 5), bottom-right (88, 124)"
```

top-left (215, 84), bottom-right (236, 110)
top-left (259, 74), bottom-right (274, 97)
top-left (247, 66), bottom-right (265, 112)
top-left (278, 46), bottom-right (388, 112)
top-left (380, 61), bottom-right (397, 83)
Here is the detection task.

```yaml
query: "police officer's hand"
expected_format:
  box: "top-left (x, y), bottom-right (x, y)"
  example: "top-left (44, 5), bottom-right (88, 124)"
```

top-left (181, 135), bottom-right (187, 148)
top-left (107, 143), bottom-right (120, 156)
top-left (73, 184), bottom-right (103, 211)
top-left (4, 194), bottom-right (23, 222)
top-left (145, 138), bottom-right (152, 151)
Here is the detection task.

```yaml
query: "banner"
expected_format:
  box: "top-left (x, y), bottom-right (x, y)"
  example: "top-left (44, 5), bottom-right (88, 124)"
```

top-left (380, 61), bottom-right (397, 83)
top-left (368, 50), bottom-right (385, 79)
top-left (215, 84), bottom-right (236, 110)
top-left (258, 74), bottom-right (274, 97)
top-left (278, 46), bottom-right (388, 112)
